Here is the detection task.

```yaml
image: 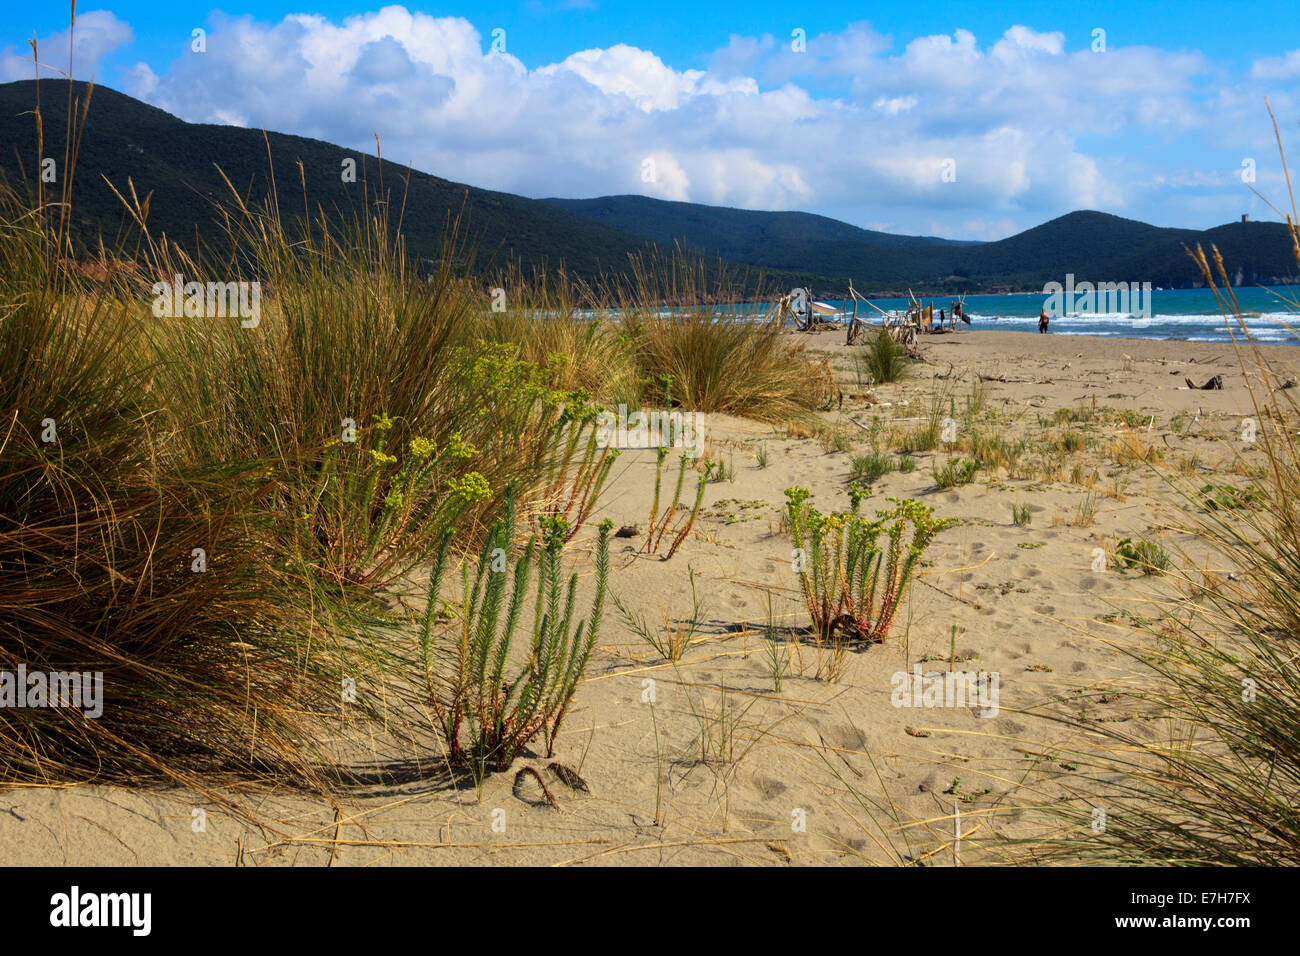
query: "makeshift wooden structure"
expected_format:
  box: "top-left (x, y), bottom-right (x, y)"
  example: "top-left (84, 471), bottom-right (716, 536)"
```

top-left (781, 285), bottom-right (969, 354)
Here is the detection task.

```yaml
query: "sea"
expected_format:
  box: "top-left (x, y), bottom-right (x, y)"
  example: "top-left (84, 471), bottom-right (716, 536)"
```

top-left (813, 286), bottom-right (1300, 345)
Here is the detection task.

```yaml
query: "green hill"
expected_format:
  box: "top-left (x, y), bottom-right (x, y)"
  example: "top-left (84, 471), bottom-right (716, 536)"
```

top-left (0, 79), bottom-right (660, 279)
top-left (547, 201), bottom-right (1299, 292)
top-left (542, 194), bottom-right (979, 257)
top-left (2, 80), bottom-right (1294, 295)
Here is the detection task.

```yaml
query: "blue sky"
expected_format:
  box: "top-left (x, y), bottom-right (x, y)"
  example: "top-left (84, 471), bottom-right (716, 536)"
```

top-left (4, 2), bottom-right (1300, 238)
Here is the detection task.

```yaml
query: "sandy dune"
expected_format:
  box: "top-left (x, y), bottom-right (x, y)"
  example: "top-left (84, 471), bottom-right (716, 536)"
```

top-left (3, 328), bottom-right (1293, 866)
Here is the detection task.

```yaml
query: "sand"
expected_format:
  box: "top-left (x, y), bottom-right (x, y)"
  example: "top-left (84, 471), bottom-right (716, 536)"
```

top-left (3, 328), bottom-right (1294, 866)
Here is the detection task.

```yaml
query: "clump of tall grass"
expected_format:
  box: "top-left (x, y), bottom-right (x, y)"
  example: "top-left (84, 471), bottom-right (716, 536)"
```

top-left (1056, 429), bottom-right (1087, 455)
top-left (966, 431), bottom-right (1026, 473)
top-left (613, 252), bottom-right (831, 423)
top-left (894, 383), bottom-right (953, 453)
top-left (133, 167), bottom-right (615, 594)
top-left (0, 110), bottom-right (350, 789)
top-left (0, 62), bottom-right (618, 793)
top-left (849, 449), bottom-right (893, 484)
top-left (476, 263), bottom-right (642, 405)
top-left (1108, 430), bottom-right (1159, 467)
top-left (857, 330), bottom-right (910, 385)
top-left (934, 457), bottom-right (979, 489)
top-left (761, 594), bottom-right (790, 692)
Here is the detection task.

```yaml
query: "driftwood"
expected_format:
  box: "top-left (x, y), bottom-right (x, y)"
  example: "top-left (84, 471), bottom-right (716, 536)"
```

top-left (786, 286), bottom-right (968, 349)
top-left (778, 291), bottom-right (841, 333)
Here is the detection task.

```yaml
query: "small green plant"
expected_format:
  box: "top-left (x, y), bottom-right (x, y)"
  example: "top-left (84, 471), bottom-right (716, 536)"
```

top-left (783, 485), bottom-right (955, 645)
top-left (901, 419), bottom-right (940, 452)
top-left (1114, 536), bottom-right (1170, 575)
top-left (685, 683), bottom-right (762, 769)
top-left (756, 441), bottom-right (769, 469)
top-left (1058, 429), bottom-right (1087, 454)
top-left (934, 458), bottom-right (979, 489)
top-left (1012, 502), bottom-right (1032, 526)
top-left (615, 565), bottom-right (703, 662)
top-left (1071, 492), bottom-right (1099, 528)
top-left (1199, 482), bottom-right (1266, 511)
top-left (858, 330), bottom-right (910, 384)
top-left (644, 448), bottom-right (710, 559)
top-left (1054, 403), bottom-right (1096, 425)
top-left (1113, 408), bottom-right (1146, 429)
top-left (945, 776), bottom-right (992, 803)
top-left (420, 483), bottom-right (613, 776)
top-left (818, 424), bottom-right (855, 452)
top-left (967, 432), bottom-right (1027, 472)
top-left (762, 593), bottom-right (789, 693)
top-left (850, 449), bottom-right (893, 484)
top-left (896, 454), bottom-right (917, 473)
top-left (536, 399), bottom-right (621, 541)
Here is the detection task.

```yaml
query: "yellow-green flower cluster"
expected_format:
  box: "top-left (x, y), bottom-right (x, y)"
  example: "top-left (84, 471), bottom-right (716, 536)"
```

top-left (447, 432), bottom-right (478, 461)
top-left (445, 472), bottom-right (491, 502)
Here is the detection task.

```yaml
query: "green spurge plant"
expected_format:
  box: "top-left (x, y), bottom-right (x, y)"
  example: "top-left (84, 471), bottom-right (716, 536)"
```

top-left (420, 483), bottom-right (613, 775)
top-left (644, 447), bottom-right (710, 559)
top-left (535, 393), bottom-right (620, 542)
top-left (294, 412), bottom-right (492, 590)
top-left (784, 485), bottom-right (955, 643)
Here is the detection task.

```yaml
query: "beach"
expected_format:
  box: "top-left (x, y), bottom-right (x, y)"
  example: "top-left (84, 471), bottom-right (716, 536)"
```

top-left (4, 328), bottom-right (1290, 866)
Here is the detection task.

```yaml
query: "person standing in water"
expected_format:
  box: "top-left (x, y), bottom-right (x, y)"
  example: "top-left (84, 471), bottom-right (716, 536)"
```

top-left (1039, 307), bottom-right (1050, 333)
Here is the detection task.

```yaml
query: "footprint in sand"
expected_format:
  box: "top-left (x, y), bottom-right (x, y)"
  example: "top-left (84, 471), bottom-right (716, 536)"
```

top-left (1013, 566), bottom-right (1042, 580)
top-left (822, 723), bottom-right (865, 752)
top-left (752, 775), bottom-right (788, 800)
top-left (1033, 604), bottom-right (1056, 616)
top-left (1080, 575), bottom-right (1116, 592)
top-left (1070, 661), bottom-right (1088, 673)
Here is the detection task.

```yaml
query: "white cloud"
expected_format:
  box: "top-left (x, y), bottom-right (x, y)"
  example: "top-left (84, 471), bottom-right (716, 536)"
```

top-left (24, 8), bottom-right (1297, 238)
top-left (873, 96), bottom-right (917, 116)
top-left (1, 9), bottom-right (133, 82)
top-left (1251, 49), bottom-right (1300, 81)
top-left (539, 44), bottom-right (756, 112)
